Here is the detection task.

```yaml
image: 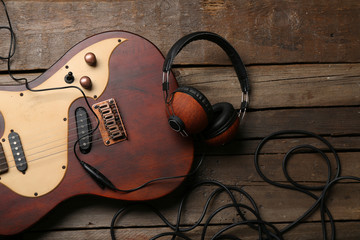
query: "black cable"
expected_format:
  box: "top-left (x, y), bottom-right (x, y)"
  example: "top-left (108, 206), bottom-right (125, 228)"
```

top-left (282, 144), bottom-right (332, 191)
top-left (3, 2), bottom-right (360, 239)
top-left (0, 0), bottom-right (104, 183)
top-left (1, 0), bottom-right (208, 194)
top-left (1, 0), bottom-right (27, 83)
top-left (110, 180), bottom-right (282, 240)
top-left (201, 203), bottom-right (282, 240)
top-left (254, 130), bottom-right (359, 240)
top-left (111, 130), bottom-right (360, 240)
top-left (111, 151), bottom-right (205, 193)
top-left (0, 0), bottom-right (15, 61)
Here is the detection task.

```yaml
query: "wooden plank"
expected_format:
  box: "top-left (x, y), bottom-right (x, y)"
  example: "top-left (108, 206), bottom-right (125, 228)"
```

top-left (26, 150), bottom-right (360, 230)
top-left (0, 0), bottom-right (358, 239)
top-left (201, 152), bottom-right (360, 184)
top-left (0, 73), bottom-right (359, 234)
top-left (198, 136), bottom-right (360, 155)
top-left (0, 73), bottom-right (39, 85)
top-left (0, 0), bottom-right (359, 71)
top-left (1, 63), bottom-right (359, 109)
top-left (22, 222), bottom-right (360, 240)
top-left (24, 182), bottom-right (360, 232)
top-left (241, 107), bottom-right (360, 139)
top-left (175, 64), bottom-right (360, 109)
top-left (2, 71), bottom-right (360, 147)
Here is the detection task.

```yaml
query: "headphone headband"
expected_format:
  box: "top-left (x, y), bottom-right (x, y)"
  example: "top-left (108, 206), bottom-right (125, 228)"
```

top-left (162, 31), bottom-right (250, 93)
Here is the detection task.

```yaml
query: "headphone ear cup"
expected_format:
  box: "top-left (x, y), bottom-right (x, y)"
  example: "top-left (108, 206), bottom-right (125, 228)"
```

top-left (203, 102), bottom-right (239, 146)
top-left (170, 86), bottom-right (213, 134)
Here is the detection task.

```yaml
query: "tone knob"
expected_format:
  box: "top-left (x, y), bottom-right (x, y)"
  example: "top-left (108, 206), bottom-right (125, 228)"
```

top-left (80, 76), bottom-right (92, 89)
top-left (84, 52), bottom-right (97, 66)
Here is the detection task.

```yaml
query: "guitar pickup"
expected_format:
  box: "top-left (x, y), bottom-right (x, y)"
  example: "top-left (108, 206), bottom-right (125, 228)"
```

top-left (8, 131), bottom-right (27, 174)
top-left (75, 107), bottom-right (92, 154)
top-left (92, 98), bottom-right (127, 146)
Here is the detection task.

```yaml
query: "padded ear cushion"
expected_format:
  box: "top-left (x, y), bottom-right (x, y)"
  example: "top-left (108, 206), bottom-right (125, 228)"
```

top-left (170, 86), bottom-right (214, 134)
top-left (203, 102), bottom-right (239, 145)
top-left (174, 86), bottom-right (214, 121)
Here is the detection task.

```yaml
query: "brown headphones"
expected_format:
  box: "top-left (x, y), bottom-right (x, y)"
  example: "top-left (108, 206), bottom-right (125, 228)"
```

top-left (162, 32), bottom-right (250, 146)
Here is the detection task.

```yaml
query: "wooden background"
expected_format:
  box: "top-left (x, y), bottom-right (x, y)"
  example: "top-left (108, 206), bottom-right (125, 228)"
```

top-left (1, 0), bottom-right (360, 239)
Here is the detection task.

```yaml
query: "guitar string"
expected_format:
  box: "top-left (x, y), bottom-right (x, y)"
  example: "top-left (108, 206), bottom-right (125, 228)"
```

top-left (0, 88), bottom-right (170, 163)
top-left (18, 131), bottom-right (101, 160)
top-left (0, 0), bottom-right (169, 165)
top-left (0, 0), bottom-right (106, 170)
top-left (2, 108), bottom-right (180, 169)
top-left (0, 102), bottom-right (146, 168)
top-left (4, 117), bottom-right (95, 153)
top-left (0, 90), bottom-right (157, 157)
top-left (0, 119), bottom-right (96, 160)
top-left (0, 99), bottom-right (159, 170)
top-left (0, 0), bottom-right (175, 156)
top-left (0, 116), bottom-right (103, 165)
top-left (0, 0), bottom-right (166, 154)
top-left (0, 102), bottom-right (171, 169)
top-left (3, 3), bottom-right (360, 239)
top-left (1, 1), bottom-right (106, 180)
top-left (1, 73), bottom-right (138, 143)
top-left (2, 0), bottom-right (203, 195)
top-left (1, 135), bottom-right (105, 170)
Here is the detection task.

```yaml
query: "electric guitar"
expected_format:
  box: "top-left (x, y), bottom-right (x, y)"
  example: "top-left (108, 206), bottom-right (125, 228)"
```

top-left (0, 31), bottom-right (194, 236)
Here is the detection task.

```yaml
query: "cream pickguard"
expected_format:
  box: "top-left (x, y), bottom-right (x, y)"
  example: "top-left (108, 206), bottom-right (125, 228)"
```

top-left (0, 38), bottom-right (125, 197)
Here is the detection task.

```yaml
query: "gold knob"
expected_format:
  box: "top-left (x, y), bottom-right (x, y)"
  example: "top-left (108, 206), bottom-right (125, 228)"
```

top-left (80, 76), bottom-right (92, 89)
top-left (84, 52), bottom-right (96, 66)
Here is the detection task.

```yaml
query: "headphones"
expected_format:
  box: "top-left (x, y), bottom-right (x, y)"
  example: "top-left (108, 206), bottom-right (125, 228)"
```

top-left (162, 31), bottom-right (250, 146)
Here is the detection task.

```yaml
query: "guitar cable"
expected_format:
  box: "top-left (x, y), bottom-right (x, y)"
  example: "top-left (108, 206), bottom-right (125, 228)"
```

top-left (1, 0), bottom-right (206, 194)
top-left (111, 130), bottom-right (360, 240)
top-left (3, 2), bottom-right (360, 239)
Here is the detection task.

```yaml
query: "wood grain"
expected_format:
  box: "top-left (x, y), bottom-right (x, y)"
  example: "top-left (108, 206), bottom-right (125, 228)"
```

top-left (0, 0), bottom-right (359, 71)
top-left (198, 136), bottom-right (360, 155)
top-left (2, 63), bottom-right (359, 109)
top-left (21, 150), bottom-right (360, 231)
top-left (23, 183), bottom-right (360, 231)
top-left (0, 0), bottom-right (359, 239)
top-left (22, 222), bottom-right (360, 240)
top-left (175, 64), bottom-right (360, 109)
top-left (241, 107), bottom-right (360, 138)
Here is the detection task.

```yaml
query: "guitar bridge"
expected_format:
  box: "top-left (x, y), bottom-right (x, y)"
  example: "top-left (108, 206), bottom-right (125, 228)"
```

top-left (92, 98), bottom-right (127, 146)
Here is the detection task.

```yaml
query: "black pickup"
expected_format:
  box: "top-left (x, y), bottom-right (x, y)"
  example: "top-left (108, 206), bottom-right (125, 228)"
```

top-left (75, 107), bottom-right (92, 154)
top-left (8, 131), bottom-right (27, 174)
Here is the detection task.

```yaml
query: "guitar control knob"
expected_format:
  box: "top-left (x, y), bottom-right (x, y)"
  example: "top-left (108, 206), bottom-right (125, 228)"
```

top-left (84, 52), bottom-right (97, 66)
top-left (80, 76), bottom-right (92, 89)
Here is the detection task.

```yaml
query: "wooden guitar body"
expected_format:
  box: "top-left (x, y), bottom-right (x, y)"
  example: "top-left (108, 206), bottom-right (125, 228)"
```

top-left (0, 31), bottom-right (194, 235)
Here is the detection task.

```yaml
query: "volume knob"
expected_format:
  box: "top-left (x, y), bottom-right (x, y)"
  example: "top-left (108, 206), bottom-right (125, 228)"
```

top-left (84, 52), bottom-right (97, 66)
top-left (80, 76), bottom-right (92, 90)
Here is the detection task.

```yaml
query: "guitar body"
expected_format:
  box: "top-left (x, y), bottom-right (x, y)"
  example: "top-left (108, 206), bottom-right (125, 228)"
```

top-left (0, 31), bottom-right (193, 235)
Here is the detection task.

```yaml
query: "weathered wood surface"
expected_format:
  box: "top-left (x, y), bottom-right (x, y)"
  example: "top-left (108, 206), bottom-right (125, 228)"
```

top-left (21, 221), bottom-right (360, 240)
top-left (2, 63), bottom-right (360, 109)
top-left (0, 0), bottom-right (359, 71)
top-left (1, 0), bottom-right (360, 239)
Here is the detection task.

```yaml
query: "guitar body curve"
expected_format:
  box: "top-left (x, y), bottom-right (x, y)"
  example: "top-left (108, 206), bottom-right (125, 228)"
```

top-left (0, 31), bottom-right (193, 235)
